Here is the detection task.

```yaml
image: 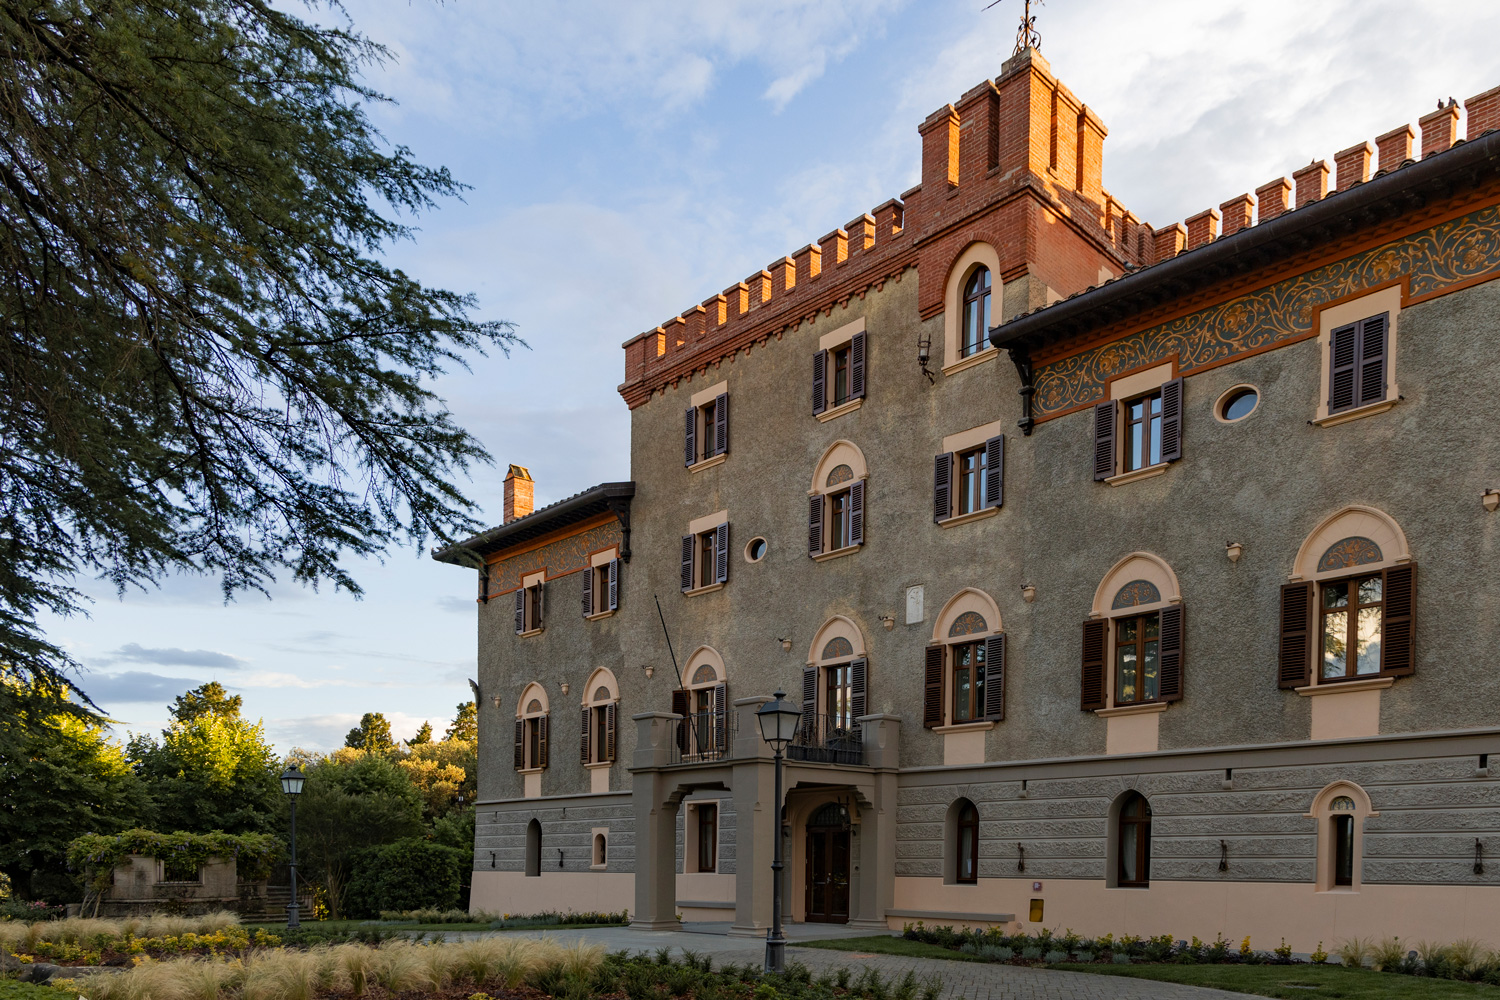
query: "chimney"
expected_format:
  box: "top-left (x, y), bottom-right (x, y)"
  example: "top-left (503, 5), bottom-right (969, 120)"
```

top-left (1375, 125), bottom-right (1414, 174)
top-left (503, 465), bottom-right (534, 524)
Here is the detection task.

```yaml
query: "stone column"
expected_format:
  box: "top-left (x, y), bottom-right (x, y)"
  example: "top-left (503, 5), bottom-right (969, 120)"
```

top-left (849, 714), bottom-right (901, 930)
top-left (630, 711), bottom-right (680, 930)
top-left (728, 695), bottom-right (776, 937)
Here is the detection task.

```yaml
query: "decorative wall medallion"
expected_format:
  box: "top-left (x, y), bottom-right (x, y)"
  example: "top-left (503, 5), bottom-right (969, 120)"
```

top-left (1032, 204), bottom-right (1500, 420)
top-left (826, 463), bottom-right (855, 487)
top-left (1112, 579), bottom-right (1162, 609)
top-left (1317, 536), bottom-right (1383, 572)
top-left (947, 611), bottom-right (989, 637)
top-left (691, 663), bottom-right (719, 685)
top-left (821, 636), bottom-right (854, 660)
top-left (1330, 795), bottom-right (1356, 811)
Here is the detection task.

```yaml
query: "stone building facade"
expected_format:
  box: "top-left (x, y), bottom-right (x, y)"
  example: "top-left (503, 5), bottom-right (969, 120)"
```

top-left (436, 49), bottom-right (1500, 948)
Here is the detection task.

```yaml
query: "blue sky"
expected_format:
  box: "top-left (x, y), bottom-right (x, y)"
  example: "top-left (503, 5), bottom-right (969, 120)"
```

top-left (42, 0), bottom-right (1500, 752)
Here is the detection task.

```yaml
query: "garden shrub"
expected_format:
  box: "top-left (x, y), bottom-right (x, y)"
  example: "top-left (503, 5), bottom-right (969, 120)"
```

top-left (343, 838), bottom-right (464, 917)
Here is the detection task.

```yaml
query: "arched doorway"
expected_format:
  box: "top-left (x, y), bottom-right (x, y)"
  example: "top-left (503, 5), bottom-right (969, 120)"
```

top-left (804, 801), bottom-right (851, 923)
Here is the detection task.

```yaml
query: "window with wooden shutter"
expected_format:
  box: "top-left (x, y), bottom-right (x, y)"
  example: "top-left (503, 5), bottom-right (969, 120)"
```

top-left (671, 689), bottom-right (689, 755)
top-left (1328, 322), bottom-right (1358, 413)
top-left (1093, 401), bottom-right (1116, 481)
top-left (984, 634), bottom-right (1006, 720)
top-left (579, 706), bottom-right (591, 764)
top-left (607, 559), bottom-right (619, 611)
top-left (923, 645), bottom-right (944, 728)
top-left (850, 331), bottom-right (867, 400)
top-left (1279, 582), bottom-right (1314, 689)
top-left (1157, 604), bottom-right (1184, 702)
top-left (848, 480), bottom-right (865, 546)
top-left (514, 589), bottom-right (525, 634)
top-left (713, 684), bottom-right (728, 751)
top-left (849, 658), bottom-right (867, 736)
top-left (514, 719), bottom-right (525, 770)
top-left (933, 452), bottom-right (953, 522)
top-left (1080, 619), bottom-right (1107, 710)
top-left (714, 523), bottom-right (729, 583)
top-left (1380, 563), bottom-right (1416, 675)
top-left (605, 702), bottom-right (617, 762)
top-left (536, 715), bottom-right (549, 769)
top-left (685, 407), bottom-right (697, 466)
top-left (714, 393), bottom-right (729, 456)
top-left (581, 565), bottom-right (593, 617)
top-left (807, 494), bottom-right (824, 556)
top-left (984, 435), bottom-right (1005, 508)
top-left (1357, 314), bottom-right (1388, 408)
top-left (812, 351), bottom-right (827, 415)
top-left (801, 665), bottom-right (818, 738)
top-left (1159, 378), bottom-right (1183, 463)
top-left (533, 582), bottom-right (544, 629)
top-left (680, 535), bottom-right (694, 592)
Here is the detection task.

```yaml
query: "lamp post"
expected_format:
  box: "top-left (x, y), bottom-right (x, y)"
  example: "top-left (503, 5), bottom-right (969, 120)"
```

top-left (279, 765), bottom-right (305, 929)
top-left (756, 689), bottom-right (801, 974)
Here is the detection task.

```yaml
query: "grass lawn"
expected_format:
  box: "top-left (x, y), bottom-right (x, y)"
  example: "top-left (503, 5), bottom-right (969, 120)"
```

top-left (799, 938), bottom-right (1496, 998)
top-left (246, 919), bottom-right (624, 933)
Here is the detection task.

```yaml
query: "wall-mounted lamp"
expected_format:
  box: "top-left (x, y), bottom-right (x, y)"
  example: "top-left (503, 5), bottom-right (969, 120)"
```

top-left (1016, 843), bottom-right (1026, 872)
top-left (557, 848), bottom-right (565, 869)
top-left (917, 334), bottom-right (935, 384)
top-left (777, 637), bottom-right (792, 651)
top-left (1219, 840), bottom-right (1229, 873)
top-left (877, 615), bottom-right (896, 631)
top-left (490, 695), bottom-right (502, 709)
top-left (1484, 490), bottom-right (1500, 513)
top-left (559, 682), bottom-right (570, 697)
top-left (489, 851), bottom-right (496, 869)
top-left (642, 665), bottom-right (655, 680)
top-left (1476, 838), bottom-right (1485, 875)
top-left (1225, 542), bottom-right (1244, 563)
top-left (1020, 584), bottom-right (1036, 604)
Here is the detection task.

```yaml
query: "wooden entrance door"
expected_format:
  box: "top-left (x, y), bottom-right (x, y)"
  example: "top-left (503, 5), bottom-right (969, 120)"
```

top-left (804, 805), bottom-right (851, 923)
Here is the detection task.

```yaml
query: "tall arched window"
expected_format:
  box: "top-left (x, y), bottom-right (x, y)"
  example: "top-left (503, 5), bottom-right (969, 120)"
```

top-left (1117, 792), bottom-right (1151, 887)
top-left (960, 267), bottom-right (992, 358)
top-left (955, 801), bottom-right (979, 884)
top-left (525, 818), bottom-right (542, 877)
top-left (1306, 781), bottom-right (1376, 891)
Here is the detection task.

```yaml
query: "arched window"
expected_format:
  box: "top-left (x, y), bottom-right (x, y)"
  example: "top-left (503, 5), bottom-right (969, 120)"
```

top-left (525, 818), bottom-right (542, 877)
top-left (808, 441), bottom-right (868, 559)
top-left (960, 267), bottom-right (992, 359)
top-left (580, 669), bottom-right (619, 767)
top-left (800, 618), bottom-right (868, 758)
top-left (955, 801), bottom-right (979, 883)
top-left (1116, 792), bottom-right (1152, 887)
top-left (673, 648), bottom-right (727, 758)
top-left (925, 589), bottom-right (1006, 728)
top-left (514, 683), bottom-right (549, 772)
top-left (1083, 554), bottom-right (1184, 711)
top-left (1307, 781), bottom-right (1377, 891)
top-left (592, 832), bottom-right (607, 868)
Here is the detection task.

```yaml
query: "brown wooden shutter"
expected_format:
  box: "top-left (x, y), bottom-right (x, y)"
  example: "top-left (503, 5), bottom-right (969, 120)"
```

top-left (714, 392), bottom-right (729, 455)
top-left (1381, 563), bottom-right (1416, 676)
top-left (1328, 322), bottom-right (1358, 413)
top-left (850, 657), bottom-right (867, 735)
top-left (680, 535), bottom-right (694, 592)
top-left (1357, 313), bottom-right (1388, 408)
top-left (713, 683), bottom-right (728, 751)
top-left (1093, 400), bottom-right (1116, 481)
top-left (933, 452), bottom-right (953, 523)
top-left (605, 702), bottom-right (617, 762)
top-left (607, 558), bottom-right (619, 611)
top-left (534, 581), bottom-right (544, 627)
top-left (537, 714), bottom-right (549, 768)
top-left (714, 522), bottom-right (729, 583)
top-left (984, 435), bottom-right (1005, 508)
top-left (1160, 377), bottom-right (1183, 463)
top-left (479, 564), bottom-right (490, 605)
top-left (581, 565), bottom-right (593, 618)
top-left (1278, 581), bottom-right (1314, 689)
top-left (1158, 604), bottom-right (1184, 702)
top-left (514, 718), bottom-right (525, 769)
top-left (684, 407), bottom-right (696, 466)
top-left (984, 633), bottom-right (1006, 720)
top-left (671, 689), bottom-right (689, 755)
top-left (514, 589), bottom-right (525, 634)
top-left (848, 480), bottom-right (865, 546)
top-left (812, 351), bottom-right (827, 415)
top-left (850, 331), bottom-right (867, 399)
top-left (801, 664), bottom-right (818, 737)
top-left (923, 645), bottom-right (944, 728)
top-left (807, 495), bottom-right (824, 556)
top-left (580, 706), bottom-right (592, 764)
top-left (1080, 619), bottom-right (1107, 710)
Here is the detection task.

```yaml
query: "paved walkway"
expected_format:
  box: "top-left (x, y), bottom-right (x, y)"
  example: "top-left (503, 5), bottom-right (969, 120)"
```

top-left (488, 925), bottom-right (1252, 1000)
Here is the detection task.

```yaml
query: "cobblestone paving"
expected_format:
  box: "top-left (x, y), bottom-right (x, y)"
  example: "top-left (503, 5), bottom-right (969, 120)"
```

top-left (495, 927), bottom-right (1251, 1000)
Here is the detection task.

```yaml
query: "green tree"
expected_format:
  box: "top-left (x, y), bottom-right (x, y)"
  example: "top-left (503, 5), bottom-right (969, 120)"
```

top-left (345, 712), bottom-right (395, 754)
top-left (0, 684), bottom-right (147, 900)
top-left (0, 0), bottom-right (518, 707)
top-left (168, 681), bottom-right (242, 722)
top-left (444, 701), bottom-right (477, 743)
top-left (128, 711), bottom-right (280, 834)
top-left (292, 749), bottom-right (423, 918)
top-left (408, 721), bottom-right (433, 746)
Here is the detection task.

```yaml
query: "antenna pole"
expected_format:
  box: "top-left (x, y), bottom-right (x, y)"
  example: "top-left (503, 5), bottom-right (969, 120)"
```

top-left (654, 595), bottom-right (686, 692)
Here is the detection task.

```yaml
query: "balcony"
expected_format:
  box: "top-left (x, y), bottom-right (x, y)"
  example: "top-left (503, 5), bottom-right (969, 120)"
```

top-left (789, 713), bottom-right (864, 766)
top-left (669, 710), bottom-right (737, 765)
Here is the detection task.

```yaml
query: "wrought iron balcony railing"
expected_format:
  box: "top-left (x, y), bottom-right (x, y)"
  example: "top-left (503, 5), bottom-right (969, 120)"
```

top-left (789, 713), bottom-right (864, 765)
top-left (669, 709), bottom-right (735, 764)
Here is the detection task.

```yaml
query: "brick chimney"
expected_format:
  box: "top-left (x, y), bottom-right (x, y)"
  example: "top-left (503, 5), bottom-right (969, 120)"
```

top-left (503, 465), bottom-right (534, 524)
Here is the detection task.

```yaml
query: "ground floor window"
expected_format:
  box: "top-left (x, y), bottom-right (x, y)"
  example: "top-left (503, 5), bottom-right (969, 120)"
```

top-left (956, 801), bottom-right (979, 884)
top-left (1117, 792), bottom-right (1151, 887)
top-left (697, 804), bottom-right (718, 872)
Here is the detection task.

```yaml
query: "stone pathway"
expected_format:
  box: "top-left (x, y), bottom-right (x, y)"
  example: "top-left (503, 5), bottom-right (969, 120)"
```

top-left (489, 926), bottom-right (1253, 1000)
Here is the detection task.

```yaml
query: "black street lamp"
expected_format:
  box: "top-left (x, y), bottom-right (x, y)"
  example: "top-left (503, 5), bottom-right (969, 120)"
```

top-left (756, 689), bottom-right (801, 974)
top-left (279, 765), bottom-right (305, 929)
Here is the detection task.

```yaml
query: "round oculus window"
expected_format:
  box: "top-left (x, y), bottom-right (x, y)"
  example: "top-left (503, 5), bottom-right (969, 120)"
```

top-left (1218, 386), bottom-right (1259, 422)
top-left (744, 537), bottom-right (768, 562)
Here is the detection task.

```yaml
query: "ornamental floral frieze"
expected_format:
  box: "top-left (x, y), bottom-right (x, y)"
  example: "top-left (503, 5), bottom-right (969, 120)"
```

top-left (1032, 203), bottom-right (1500, 419)
top-left (487, 521), bottom-right (623, 596)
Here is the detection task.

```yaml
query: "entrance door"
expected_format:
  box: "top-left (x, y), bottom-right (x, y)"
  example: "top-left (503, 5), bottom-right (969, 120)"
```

top-left (804, 805), bottom-right (851, 923)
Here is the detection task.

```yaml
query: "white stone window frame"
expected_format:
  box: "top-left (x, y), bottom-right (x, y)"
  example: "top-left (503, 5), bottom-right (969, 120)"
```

top-left (582, 667), bottom-right (620, 792)
top-left (809, 440), bottom-right (868, 562)
top-left (1090, 553), bottom-right (1182, 755)
top-left (591, 827), bottom-right (609, 871)
top-left (683, 510), bottom-right (729, 596)
top-left (929, 589), bottom-right (1005, 765)
top-left (584, 545), bottom-right (620, 620)
top-left (687, 380), bottom-right (730, 472)
top-left (683, 796), bottom-right (722, 875)
top-left (517, 568), bottom-right (547, 637)
top-left (942, 243), bottom-right (1002, 376)
top-left (1311, 282), bottom-right (1402, 427)
top-left (1305, 780), bottom-right (1379, 893)
top-left (1100, 360), bottom-right (1178, 487)
top-left (515, 681), bottom-right (549, 799)
top-left (815, 317), bottom-right (866, 423)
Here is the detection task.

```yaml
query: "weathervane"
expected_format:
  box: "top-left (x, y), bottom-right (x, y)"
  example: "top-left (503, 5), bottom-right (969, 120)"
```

top-left (985, 0), bottom-right (1043, 56)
